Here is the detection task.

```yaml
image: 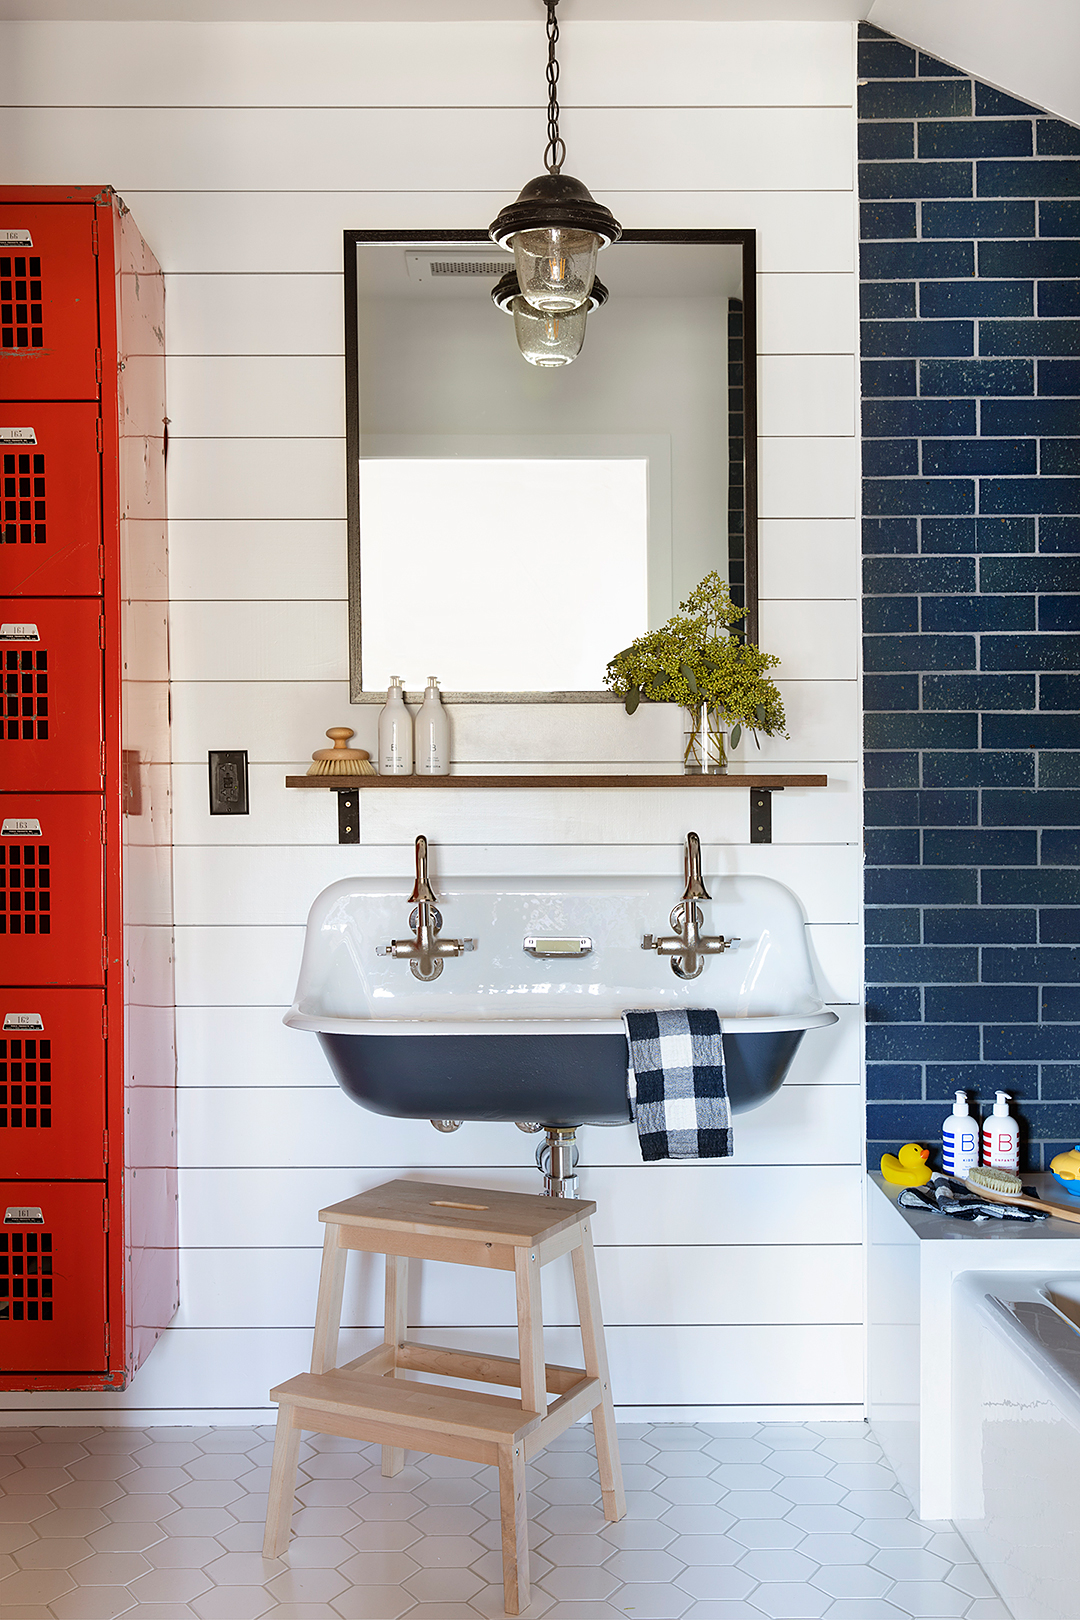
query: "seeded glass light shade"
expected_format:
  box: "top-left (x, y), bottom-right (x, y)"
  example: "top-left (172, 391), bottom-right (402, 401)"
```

top-left (492, 270), bottom-right (607, 368)
top-left (513, 226), bottom-right (599, 313)
top-left (489, 173), bottom-right (621, 313)
top-left (513, 299), bottom-right (587, 366)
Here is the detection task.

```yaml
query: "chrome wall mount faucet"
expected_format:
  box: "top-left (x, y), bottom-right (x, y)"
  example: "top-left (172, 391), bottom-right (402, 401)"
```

top-left (641, 831), bottom-right (738, 980)
top-left (376, 835), bottom-right (476, 981)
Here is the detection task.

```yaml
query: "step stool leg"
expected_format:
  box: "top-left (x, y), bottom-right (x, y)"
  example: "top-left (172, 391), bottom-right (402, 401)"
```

top-left (263, 1404), bottom-right (302, 1558)
top-left (381, 1252), bottom-right (409, 1477)
top-left (514, 1244), bottom-right (546, 1417)
top-left (497, 1438), bottom-right (530, 1616)
top-left (310, 1223), bottom-right (348, 1375)
top-left (571, 1219), bottom-right (626, 1523)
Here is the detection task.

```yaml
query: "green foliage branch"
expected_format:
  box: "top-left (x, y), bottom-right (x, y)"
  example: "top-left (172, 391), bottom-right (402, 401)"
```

top-left (603, 571), bottom-right (787, 749)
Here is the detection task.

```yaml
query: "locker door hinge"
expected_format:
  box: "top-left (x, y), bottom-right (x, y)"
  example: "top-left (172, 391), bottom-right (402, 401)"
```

top-left (100, 803), bottom-right (107, 844)
top-left (102, 1129), bottom-right (109, 1166)
top-left (101, 1001), bottom-right (108, 1040)
top-left (104, 1323), bottom-right (110, 1361)
top-left (103, 1199), bottom-right (110, 1234)
top-left (91, 216), bottom-right (99, 256)
top-left (101, 937), bottom-right (109, 975)
top-left (100, 740), bottom-right (106, 777)
top-left (95, 348), bottom-right (102, 385)
top-left (99, 615), bottom-right (106, 650)
top-left (96, 417), bottom-right (104, 453)
top-left (98, 543), bottom-right (106, 581)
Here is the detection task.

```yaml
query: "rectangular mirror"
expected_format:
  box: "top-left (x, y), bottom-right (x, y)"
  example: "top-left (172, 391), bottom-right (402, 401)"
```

top-left (345, 229), bottom-right (757, 702)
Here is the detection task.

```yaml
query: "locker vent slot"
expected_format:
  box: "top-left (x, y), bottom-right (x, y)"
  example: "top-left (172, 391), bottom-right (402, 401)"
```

top-left (0, 1037), bottom-right (52, 1129)
top-left (2, 451), bottom-right (46, 545)
top-left (0, 256), bottom-right (44, 351)
top-left (3, 647), bottom-right (48, 739)
top-left (0, 1228), bottom-right (54, 1322)
top-left (0, 844), bottom-right (51, 936)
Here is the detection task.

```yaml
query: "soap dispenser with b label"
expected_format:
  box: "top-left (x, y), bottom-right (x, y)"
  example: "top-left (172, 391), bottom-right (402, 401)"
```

top-left (378, 677), bottom-right (413, 775)
top-left (943, 1091), bottom-right (979, 1178)
top-left (415, 677), bottom-right (450, 776)
top-left (983, 1092), bottom-right (1020, 1173)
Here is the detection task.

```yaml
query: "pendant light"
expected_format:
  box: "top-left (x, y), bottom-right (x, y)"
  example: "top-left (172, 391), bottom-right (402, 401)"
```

top-left (489, 0), bottom-right (621, 321)
top-left (491, 269), bottom-right (607, 368)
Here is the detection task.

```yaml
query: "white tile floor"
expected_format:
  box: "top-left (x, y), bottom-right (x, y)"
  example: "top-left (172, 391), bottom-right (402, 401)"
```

top-left (0, 1420), bottom-right (1010, 1620)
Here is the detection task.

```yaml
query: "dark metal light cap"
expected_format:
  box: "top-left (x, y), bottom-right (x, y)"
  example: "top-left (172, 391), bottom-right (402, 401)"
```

top-left (488, 172), bottom-right (623, 250)
top-left (491, 269), bottom-right (608, 314)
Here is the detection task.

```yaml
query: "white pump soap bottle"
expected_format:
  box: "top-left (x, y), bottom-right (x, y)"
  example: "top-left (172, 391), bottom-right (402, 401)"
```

top-left (942, 1090), bottom-right (979, 1178)
top-left (415, 677), bottom-right (450, 776)
top-left (378, 677), bottom-right (413, 775)
top-left (983, 1091), bottom-right (1020, 1172)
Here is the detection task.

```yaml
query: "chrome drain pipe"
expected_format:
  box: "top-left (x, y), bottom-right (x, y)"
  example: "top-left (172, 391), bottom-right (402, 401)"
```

top-left (536, 1126), bottom-right (580, 1198)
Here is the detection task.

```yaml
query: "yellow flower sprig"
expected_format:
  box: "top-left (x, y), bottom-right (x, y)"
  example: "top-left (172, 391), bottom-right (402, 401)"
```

top-left (604, 571), bottom-right (787, 744)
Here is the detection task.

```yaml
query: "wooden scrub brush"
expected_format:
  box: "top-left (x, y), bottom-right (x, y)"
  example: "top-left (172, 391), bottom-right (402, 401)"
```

top-left (965, 1165), bottom-right (1080, 1224)
top-left (306, 727), bottom-right (376, 776)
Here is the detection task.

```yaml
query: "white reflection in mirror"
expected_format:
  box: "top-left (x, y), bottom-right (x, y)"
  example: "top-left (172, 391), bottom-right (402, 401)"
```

top-left (360, 458), bottom-right (648, 692)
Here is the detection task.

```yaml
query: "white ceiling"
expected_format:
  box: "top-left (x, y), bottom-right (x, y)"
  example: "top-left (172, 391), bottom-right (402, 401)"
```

top-left (0, 1), bottom-right (874, 18)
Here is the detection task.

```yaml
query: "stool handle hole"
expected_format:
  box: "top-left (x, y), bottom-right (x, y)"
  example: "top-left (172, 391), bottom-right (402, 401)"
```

top-left (430, 1199), bottom-right (490, 1210)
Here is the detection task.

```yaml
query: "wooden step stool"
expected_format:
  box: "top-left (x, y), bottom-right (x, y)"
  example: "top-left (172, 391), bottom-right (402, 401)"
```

top-left (263, 1178), bottom-right (625, 1615)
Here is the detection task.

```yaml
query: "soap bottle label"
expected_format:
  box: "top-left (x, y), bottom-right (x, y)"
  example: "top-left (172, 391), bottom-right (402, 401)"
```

top-left (943, 1125), bottom-right (977, 1176)
top-left (982, 1124), bottom-right (1019, 1172)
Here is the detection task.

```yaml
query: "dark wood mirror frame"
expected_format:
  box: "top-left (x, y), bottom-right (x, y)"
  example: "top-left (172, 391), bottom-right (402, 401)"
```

top-left (344, 228), bottom-right (758, 703)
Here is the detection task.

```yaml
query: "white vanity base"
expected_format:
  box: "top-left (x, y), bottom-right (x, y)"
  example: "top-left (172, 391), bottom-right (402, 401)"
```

top-left (867, 1172), bottom-right (1080, 1521)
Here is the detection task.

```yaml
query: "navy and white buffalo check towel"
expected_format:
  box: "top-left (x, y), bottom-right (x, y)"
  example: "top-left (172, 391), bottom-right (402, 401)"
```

top-left (622, 1008), bottom-right (732, 1161)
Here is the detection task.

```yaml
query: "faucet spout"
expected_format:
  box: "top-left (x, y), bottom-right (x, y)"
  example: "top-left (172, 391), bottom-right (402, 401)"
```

top-left (642, 831), bottom-right (736, 978)
top-left (378, 834), bottom-right (475, 981)
top-left (409, 834), bottom-right (439, 905)
top-left (681, 830), bottom-right (711, 902)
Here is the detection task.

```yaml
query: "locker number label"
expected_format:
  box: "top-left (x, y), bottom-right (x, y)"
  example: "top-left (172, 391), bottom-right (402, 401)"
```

top-left (4, 1208), bottom-right (44, 1225)
top-left (2, 819), bottom-right (42, 836)
top-left (0, 229), bottom-right (33, 247)
top-left (0, 623), bottom-right (40, 641)
top-left (0, 427), bottom-right (36, 445)
top-left (4, 1013), bottom-right (44, 1031)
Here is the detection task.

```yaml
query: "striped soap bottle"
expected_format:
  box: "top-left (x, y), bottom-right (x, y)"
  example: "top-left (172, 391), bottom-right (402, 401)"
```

top-left (942, 1091), bottom-right (979, 1178)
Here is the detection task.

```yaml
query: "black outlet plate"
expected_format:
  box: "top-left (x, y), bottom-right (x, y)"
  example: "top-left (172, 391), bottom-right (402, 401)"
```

top-left (209, 750), bottom-right (249, 815)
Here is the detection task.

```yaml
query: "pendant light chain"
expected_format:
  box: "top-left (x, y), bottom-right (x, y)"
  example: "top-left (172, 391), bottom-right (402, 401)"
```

top-left (543, 0), bottom-right (566, 175)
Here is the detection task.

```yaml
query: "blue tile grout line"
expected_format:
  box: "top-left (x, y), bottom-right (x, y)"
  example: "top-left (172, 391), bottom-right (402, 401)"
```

top-left (858, 23), bottom-right (1080, 1175)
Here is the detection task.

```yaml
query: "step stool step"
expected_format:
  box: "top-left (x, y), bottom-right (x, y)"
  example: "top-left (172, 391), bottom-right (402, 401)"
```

top-left (271, 1366), bottom-right (544, 1445)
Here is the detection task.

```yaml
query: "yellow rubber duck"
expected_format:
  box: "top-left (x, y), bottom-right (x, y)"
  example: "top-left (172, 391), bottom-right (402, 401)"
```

top-left (880, 1143), bottom-right (933, 1187)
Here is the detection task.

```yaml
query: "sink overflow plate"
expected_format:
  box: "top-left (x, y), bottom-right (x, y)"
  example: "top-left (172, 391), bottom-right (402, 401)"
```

top-left (523, 936), bottom-right (592, 958)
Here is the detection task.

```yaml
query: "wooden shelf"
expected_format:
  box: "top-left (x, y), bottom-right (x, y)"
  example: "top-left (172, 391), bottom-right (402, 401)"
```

top-left (285, 774), bottom-right (827, 790)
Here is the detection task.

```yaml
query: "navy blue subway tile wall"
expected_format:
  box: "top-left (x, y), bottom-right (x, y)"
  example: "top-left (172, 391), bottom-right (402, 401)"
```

top-left (859, 24), bottom-right (1080, 1173)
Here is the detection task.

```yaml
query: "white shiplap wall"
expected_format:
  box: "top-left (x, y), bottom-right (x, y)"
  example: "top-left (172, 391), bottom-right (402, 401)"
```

top-left (0, 19), bottom-right (863, 1421)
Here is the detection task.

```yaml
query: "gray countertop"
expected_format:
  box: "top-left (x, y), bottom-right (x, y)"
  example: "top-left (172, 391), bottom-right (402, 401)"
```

top-left (869, 1171), bottom-right (1080, 1243)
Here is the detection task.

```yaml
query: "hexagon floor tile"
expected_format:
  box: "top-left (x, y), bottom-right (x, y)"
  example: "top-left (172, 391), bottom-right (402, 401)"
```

top-left (0, 1422), bottom-right (1006, 1617)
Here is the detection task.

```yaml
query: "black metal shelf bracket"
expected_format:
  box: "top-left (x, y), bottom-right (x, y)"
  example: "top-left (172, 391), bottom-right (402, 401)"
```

top-left (324, 782), bottom-right (781, 845)
top-left (337, 789), bottom-right (360, 844)
top-left (749, 788), bottom-right (775, 844)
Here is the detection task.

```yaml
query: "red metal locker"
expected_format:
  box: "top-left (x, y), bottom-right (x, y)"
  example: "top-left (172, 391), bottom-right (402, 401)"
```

top-left (0, 200), bottom-right (99, 400)
top-left (0, 1183), bottom-right (108, 1374)
top-left (1, 598), bottom-right (103, 790)
top-left (1, 405), bottom-right (102, 596)
top-left (1, 990), bottom-right (106, 1179)
top-left (0, 188), bottom-right (176, 1392)
top-left (0, 795), bottom-right (105, 986)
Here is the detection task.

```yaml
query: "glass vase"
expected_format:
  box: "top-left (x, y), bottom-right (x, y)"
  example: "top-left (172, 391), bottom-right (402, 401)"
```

top-left (682, 703), bottom-right (728, 775)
